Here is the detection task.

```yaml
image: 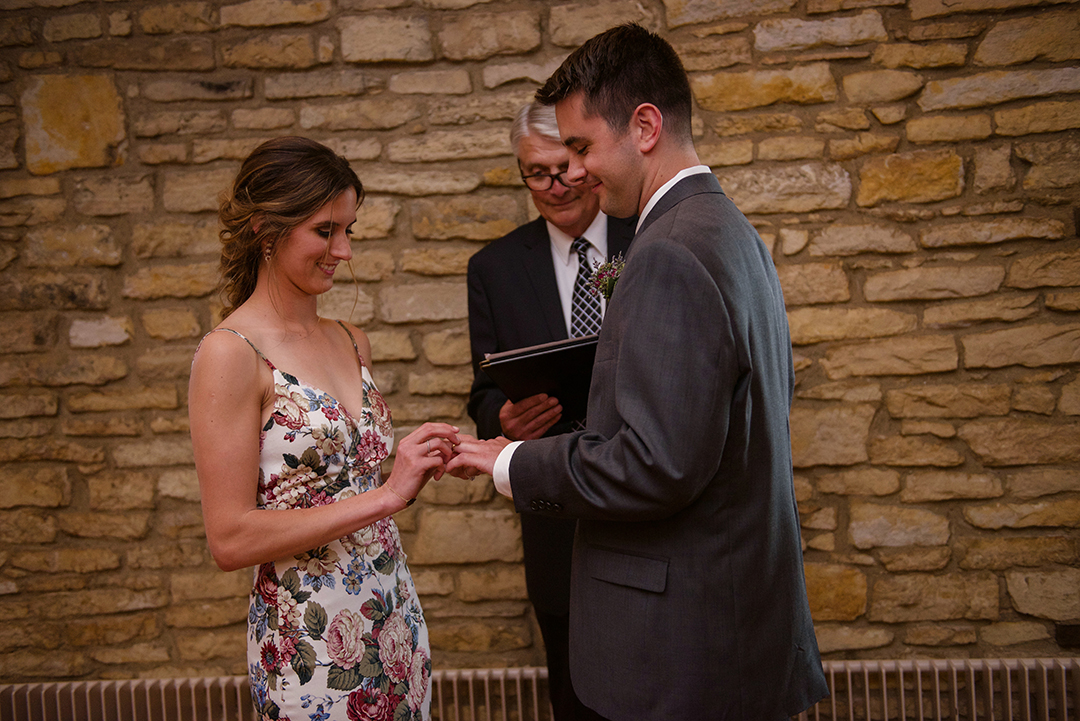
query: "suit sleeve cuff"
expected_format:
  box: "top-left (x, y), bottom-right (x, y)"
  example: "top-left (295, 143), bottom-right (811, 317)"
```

top-left (493, 441), bottom-right (522, 498)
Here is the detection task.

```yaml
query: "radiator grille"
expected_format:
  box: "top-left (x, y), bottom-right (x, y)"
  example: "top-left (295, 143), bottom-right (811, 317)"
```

top-left (2, 659), bottom-right (1077, 721)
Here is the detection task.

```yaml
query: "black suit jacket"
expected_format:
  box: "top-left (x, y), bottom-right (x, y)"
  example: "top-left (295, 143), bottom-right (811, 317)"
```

top-left (467, 214), bottom-right (635, 613)
top-left (509, 174), bottom-right (828, 719)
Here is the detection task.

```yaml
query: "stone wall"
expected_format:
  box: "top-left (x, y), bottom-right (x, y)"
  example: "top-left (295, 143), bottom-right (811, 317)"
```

top-left (1, 0), bottom-right (1078, 684)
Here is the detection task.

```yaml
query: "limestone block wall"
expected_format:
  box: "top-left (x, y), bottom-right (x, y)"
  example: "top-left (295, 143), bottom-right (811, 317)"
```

top-left (1, 0), bottom-right (1078, 684)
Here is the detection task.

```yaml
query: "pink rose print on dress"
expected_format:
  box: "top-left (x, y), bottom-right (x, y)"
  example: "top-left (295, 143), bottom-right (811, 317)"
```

top-left (405, 647), bottom-right (430, 712)
top-left (273, 385), bottom-right (310, 430)
top-left (376, 611), bottom-right (413, 684)
top-left (326, 608), bottom-right (367, 670)
top-left (346, 687), bottom-right (401, 721)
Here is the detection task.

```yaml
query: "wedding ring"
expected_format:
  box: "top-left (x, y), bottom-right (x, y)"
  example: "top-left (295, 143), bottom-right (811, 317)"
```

top-left (426, 439), bottom-right (431, 454)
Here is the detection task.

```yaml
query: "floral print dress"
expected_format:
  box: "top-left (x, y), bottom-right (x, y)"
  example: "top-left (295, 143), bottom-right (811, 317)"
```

top-left (212, 326), bottom-right (431, 721)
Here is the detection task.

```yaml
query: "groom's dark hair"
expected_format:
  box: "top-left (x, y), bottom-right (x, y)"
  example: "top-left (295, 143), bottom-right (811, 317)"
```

top-left (535, 23), bottom-right (693, 143)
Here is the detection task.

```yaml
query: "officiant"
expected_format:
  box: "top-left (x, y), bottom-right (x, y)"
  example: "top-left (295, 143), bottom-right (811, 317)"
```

top-left (465, 100), bottom-right (634, 721)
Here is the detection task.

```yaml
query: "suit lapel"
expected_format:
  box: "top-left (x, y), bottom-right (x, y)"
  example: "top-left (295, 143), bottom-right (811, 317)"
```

top-left (520, 219), bottom-right (569, 341)
top-left (637, 172), bottom-right (723, 239)
top-left (606, 215), bottom-right (636, 259)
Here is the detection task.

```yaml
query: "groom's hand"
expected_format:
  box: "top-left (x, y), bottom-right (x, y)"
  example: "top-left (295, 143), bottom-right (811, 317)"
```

top-left (447, 435), bottom-right (511, 479)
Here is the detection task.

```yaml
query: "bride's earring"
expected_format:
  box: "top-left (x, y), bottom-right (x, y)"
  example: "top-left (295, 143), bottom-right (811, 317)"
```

top-left (263, 243), bottom-right (273, 263)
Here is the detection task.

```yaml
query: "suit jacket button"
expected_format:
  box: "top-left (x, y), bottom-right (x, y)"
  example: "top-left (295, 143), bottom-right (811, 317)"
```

top-left (529, 500), bottom-right (541, 512)
top-left (552, 503), bottom-right (563, 512)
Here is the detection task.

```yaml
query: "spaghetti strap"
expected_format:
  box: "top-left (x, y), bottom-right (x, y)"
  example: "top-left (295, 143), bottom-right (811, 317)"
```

top-left (203, 327), bottom-right (272, 368)
top-left (335, 319), bottom-right (366, 369)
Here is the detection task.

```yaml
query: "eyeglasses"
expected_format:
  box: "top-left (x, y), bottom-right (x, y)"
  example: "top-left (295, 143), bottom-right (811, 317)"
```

top-left (520, 170), bottom-right (584, 191)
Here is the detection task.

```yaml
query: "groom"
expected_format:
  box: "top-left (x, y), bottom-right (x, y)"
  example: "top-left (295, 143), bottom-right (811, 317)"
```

top-left (449, 23), bottom-right (828, 720)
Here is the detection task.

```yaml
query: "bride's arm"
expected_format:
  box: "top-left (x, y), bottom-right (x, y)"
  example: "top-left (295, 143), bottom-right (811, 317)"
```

top-left (189, 331), bottom-right (456, 571)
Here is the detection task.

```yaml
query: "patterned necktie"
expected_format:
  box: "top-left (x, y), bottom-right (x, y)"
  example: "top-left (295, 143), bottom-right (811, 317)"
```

top-left (570, 237), bottom-right (603, 337)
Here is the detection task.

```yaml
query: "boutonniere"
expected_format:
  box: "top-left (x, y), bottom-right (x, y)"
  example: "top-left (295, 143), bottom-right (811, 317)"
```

top-left (588, 253), bottom-right (626, 300)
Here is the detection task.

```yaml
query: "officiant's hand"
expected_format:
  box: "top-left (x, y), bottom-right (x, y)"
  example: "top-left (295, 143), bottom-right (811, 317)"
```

top-left (499, 393), bottom-right (561, 440)
top-left (446, 434), bottom-right (511, 479)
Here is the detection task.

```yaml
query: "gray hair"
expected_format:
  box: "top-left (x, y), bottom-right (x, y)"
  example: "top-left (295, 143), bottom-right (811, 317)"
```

top-left (509, 101), bottom-right (561, 157)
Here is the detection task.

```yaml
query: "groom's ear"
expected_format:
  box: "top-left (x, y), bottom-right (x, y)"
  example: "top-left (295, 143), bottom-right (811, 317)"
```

top-left (631, 103), bottom-right (663, 154)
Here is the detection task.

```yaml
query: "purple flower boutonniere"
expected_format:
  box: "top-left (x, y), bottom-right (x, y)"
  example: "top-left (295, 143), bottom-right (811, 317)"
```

top-left (588, 253), bottom-right (626, 301)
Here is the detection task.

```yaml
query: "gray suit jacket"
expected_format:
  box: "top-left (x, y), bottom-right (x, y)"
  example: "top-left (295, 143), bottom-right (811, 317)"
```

top-left (509, 173), bottom-right (828, 720)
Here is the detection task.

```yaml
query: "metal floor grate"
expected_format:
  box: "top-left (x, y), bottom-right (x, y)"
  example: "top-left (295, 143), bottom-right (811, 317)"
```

top-left (2, 659), bottom-right (1077, 720)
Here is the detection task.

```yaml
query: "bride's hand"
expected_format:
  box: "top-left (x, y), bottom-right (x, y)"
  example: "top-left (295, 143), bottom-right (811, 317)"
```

top-left (383, 422), bottom-right (460, 506)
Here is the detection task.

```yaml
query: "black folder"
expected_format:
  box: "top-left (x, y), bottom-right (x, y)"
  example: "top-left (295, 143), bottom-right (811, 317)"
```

top-left (479, 334), bottom-right (598, 426)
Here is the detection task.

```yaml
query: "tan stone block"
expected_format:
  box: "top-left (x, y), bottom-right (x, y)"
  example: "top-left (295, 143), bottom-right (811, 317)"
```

top-left (43, 13), bottom-right (102, 43)
top-left (0, 418), bottom-right (51, 439)
top-left (22, 74), bottom-right (125, 175)
top-left (165, 598), bottom-right (247, 628)
top-left (126, 539), bottom-right (207, 569)
top-left (974, 8), bottom-right (1080, 66)
top-left (366, 330), bottom-right (415, 362)
top-left (58, 511), bottom-right (151, 540)
top-left (0, 16), bottom-right (33, 45)
top-left (141, 309), bottom-right (201, 341)
top-left (0, 508), bottom-right (58, 543)
top-left (981, 621), bottom-right (1052, 646)
top-left (964, 498), bottom-right (1080, 529)
top-left (876, 547), bottom-right (951, 572)
top-left (422, 329), bottom-right (471, 366)
top-left (0, 311), bottom-right (58, 354)
top-left (1015, 136), bottom-right (1080, 189)
top-left (1008, 250), bottom-right (1080, 289)
top-left (995, 100), bottom-right (1080, 136)
top-left (698, 140), bottom-right (754, 167)
top-left (808, 224), bottom-right (916, 256)
top-left (430, 89), bottom-right (538, 127)
top-left (856, 149), bottom-right (963, 206)
top-left (72, 175), bottom-right (154, 216)
top-left (816, 108), bottom-right (871, 132)
top-left (0, 355), bottom-right (127, 389)
top-left (62, 416), bottom-right (142, 437)
top-left (418, 475), bottom-right (494, 506)
top-left (850, 501), bottom-right (950, 550)
top-left (755, 11), bottom-right (886, 52)
top-left (299, 96), bottom-right (421, 131)
top-left (715, 112), bottom-right (802, 136)
top-left (904, 623), bottom-right (976, 646)
top-left (724, 162), bottom-right (852, 214)
top-left (908, 114), bottom-right (992, 143)
top-left (963, 322), bottom-right (1080, 370)
top-left (778, 228), bottom-right (809, 256)
top-left (232, 107), bottom-right (293, 130)
top-left (139, 2), bottom-right (214, 34)
top-left (122, 262), bottom-right (219, 300)
top-left (411, 195), bottom-right (520, 242)
top-left (789, 403), bottom-right (875, 467)
top-left (885, 383), bottom-right (1010, 418)
top-left (389, 69), bottom-right (471, 95)
top-left (408, 508), bottom-right (521, 564)
top-left (0, 392), bottom-right (58, 420)
top-left (1047, 291), bottom-right (1080, 313)
top-left (757, 136), bottom-right (823, 162)
top-left (0, 195), bottom-right (66, 227)
top-left (339, 14), bottom-right (433, 62)
top-left (175, 628), bottom-right (246, 661)
top-left (221, 32), bottom-right (318, 69)
top-left (813, 624), bottom-right (893, 653)
top-left (428, 616), bottom-right (531, 652)
top-left (923, 294), bottom-right (1039, 328)
top-left (873, 42), bottom-right (967, 68)
top-left (870, 572), bottom-right (998, 622)
top-left (191, 138), bottom-right (267, 164)
top-left (138, 143), bottom-right (189, 165)
top-left (135, 110), bottom-right (227, 139)
top-left (922, 217), bottom-right (1065, 249)
top-left (803, 563), bottom-right (867, 621)
top-left (817, 467), bottom-right (899, 495)
top-left (457, 566), bottom-right (527, 602)
top-left (0, 177), bottom-right (61, 200)
top-left (548, 1), bottom-right (650, 47)
top-left (23, 224), bottom-right (120, 268)
top-left (958, 536), bottom-right (1077, 570)
top-left (675, 34), bottom-right (753, 72)
top-left (1013, 384), bottom-right (1056, 414)
top-left (869, 435), bottom-right (964, 467)
top-left (1007, 568), bottom-right (1080, 621)
top-left (0, 466), bottom-right (69, 509)
top-left (76, 37), bottom-right (216, 70)
top-left (388, 129), bottom-right (510, 164)
top-left (315, 285), bottom-right (375, 325)
top-left (802, 507), bottom-right (837, 530)
top-left (1, 623), bottom-right (64, 653)
top-left (439, 10), bottom-right (539, 61)
top-left (163, 168), bottom-right (236, 213)
top-left (400, 247), bottom-right (475, 277)
top-left (821, 335), bottom-right (958, 379)
top-left (91, 642), bottom-right (172, 665)
top-left (1007, 468), bottom-right (1080, 499)
top-left (919, 67), bottom-right (1080, 112)
top-left (829, 132), bottom-right (900, 160)
top-left (87, 470), bottom-right (155, 511)
top-left (411, 569), bottom-right (456, 597)
top-left (973, 144), bottom-right (1014, 193)
top-left (68, 316), bottom-right (133, 349)
top-left (141, 78), bottom-right (251, 102)
top-left (907, 19), bottom-right (987, 40)
top-left (844, 69), bottom-right (924, 103)
top-left (221, 0), bottom-right (331, 27)
top-left (1061, 378), bottom-right (1080, 415)
top-left (692, 62), bottom-right (837, 112)
top-left (0, 650), bottom-right (92, 678)
top-left (483, 57), bottom-right (566, 90)
top-left (901, 471), bottom-right (1002, 502)
top-left (408, 368), bottom-right (472, 396)
top-left (170, 569), bottom-right (250, 602)
top-left (156, 468), bottom-right (199, 503)
top-left (776, 262), bottom-right (851, 307)
top-left (865, 265), bottom-right (1004, 301)
top-left (787, 307), bottom-right (916, 345)
top-left (135, 344), bottom-right (200, 382)
top-left (111, 438), bottom-right (193, 468)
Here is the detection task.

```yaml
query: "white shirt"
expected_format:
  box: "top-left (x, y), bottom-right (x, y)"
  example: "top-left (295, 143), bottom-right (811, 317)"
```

top-left (493, 169), bottom-right (713, 498)
top-left (547, 212), bottom-right (609, 334)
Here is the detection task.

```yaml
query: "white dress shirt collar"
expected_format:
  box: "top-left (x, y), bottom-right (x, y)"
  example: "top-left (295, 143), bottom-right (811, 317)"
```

top-left (637, 165), bottom-right (712, 233)
top-left (546, 212), bottom-right (609, 266)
